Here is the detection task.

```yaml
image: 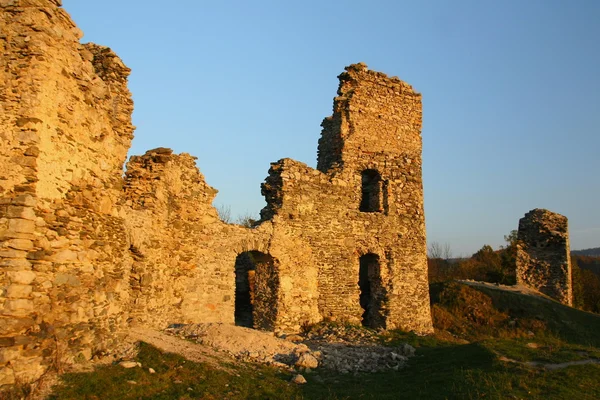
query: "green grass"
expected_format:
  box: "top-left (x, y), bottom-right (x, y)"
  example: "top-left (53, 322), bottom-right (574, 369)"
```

top-left (301, 340), bottom-right (600, 399)
top-left (48, 282), bottom-right (600, 400)
top-left (49, 342), bottom-right (301, 400)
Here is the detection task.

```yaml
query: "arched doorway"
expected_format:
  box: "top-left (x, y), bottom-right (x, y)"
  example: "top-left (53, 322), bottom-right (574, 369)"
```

top-left (358, 253), bottom-right (386, 328)
top-left (234, 251), bottom-right (279, 330)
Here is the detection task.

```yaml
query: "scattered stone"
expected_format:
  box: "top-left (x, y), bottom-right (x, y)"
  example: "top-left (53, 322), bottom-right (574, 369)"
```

top-left (295, 353), bottom-right (319, 369)
top-left (285, 334), bottom-right (304, 342)
top-left (291, 374), bottom-right (307, 384)
top-left (166, 323), bottom-right (415, 374)
top-left (119, 361), bottom-right (139, 369)
top-left (402, 344), bottom-right (416, 357)
top-left (148, 368), bottom-right (156, 374)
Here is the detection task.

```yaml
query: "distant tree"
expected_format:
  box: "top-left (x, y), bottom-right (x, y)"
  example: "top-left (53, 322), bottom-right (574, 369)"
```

top-left (427, 242), bottom-right (455, 282)
top-left (428, 242), bottom-right (443, 259)
top-left (581, 269), bottom-right (600, 313)
top-left (216, 204), bottom-right (232, 224)
top-left (443, 242), bottom-right (453, 260)
top-left (572, 254), bottom-right (600, 276)
top-left (428, 242), bottom-right (452, 260)
top-left (571, 258), bottom-right (585, 310)
top-left (472, 245), bottom-right (501, 265)
top-left (499, 230), bottom-right (518, 285)
top-left (236, 212), bottom-right (258, 228)
top-left (572, 247), bottom-right (600, 257)
top-left (453, 244), bottom-right (504, 283)
top-left (503, 230), bottom-right (518, 247)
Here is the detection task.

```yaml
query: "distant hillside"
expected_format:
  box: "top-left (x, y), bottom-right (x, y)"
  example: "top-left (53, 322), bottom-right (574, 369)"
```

top-left (431, 280), bottom-right (600, 345)
top-left (572, 247), bottom-right (600, 257)
top-left (573, 253), bottom-right (600, 281)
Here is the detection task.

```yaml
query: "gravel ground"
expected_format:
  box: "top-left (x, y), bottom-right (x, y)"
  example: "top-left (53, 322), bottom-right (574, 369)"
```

top-left (165, 322), bottom-right (416, 373)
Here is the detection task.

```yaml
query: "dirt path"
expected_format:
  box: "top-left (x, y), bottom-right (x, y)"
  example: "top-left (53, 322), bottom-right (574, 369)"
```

top-left (499, 356), bottom-right (600, 370)
top-left (128, 327), bottom-right (234, 372)
top-left (541, 359), bottom-right (600, 370)
top-left (461, 280), bottom-right (554, 301)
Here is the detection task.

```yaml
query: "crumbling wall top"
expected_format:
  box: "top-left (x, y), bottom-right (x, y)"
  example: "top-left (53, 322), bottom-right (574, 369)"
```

top-left (339, 62), bottom-right (420, 96)
top-left (123, 147), bottom-right (219, 212)
top-left (317, 62), bottom-right (423, 173)
top-left (519, 208), bottom-right (569, 235)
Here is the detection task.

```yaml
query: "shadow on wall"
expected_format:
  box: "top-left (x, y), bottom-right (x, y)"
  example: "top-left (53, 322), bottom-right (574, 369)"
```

top-left (234, 251), bottom-right (279, 330)
top-left (359, 253), bottom-right (387, 329)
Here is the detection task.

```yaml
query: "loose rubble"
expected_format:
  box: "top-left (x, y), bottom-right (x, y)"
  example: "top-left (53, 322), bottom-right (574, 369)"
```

top-left (166, 323), bottom-right (416, 374)
top-left (302, 323), bottom-right (414, 373)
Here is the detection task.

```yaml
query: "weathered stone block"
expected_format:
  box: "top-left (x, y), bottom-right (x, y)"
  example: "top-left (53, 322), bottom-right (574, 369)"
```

top-left (7, 218), bottom-right (35, 234)
top-left (0, 367), bottom-right (15, 386)
top-left (0, 337), bottom-right (15, 348)
top-left (2, 299), bottom-right (34, 316)
top-left (0, 347), bottom-right (20, 364)
top-left (6, 206), bottom-right (36, 220)
top-left (54, 273), bottom-right (81, 287)
top-left (0, 316), bottom-right (35, 336)
top-left (49, 250), bottom-right (78, 263)
top-left (11, 195), bottom-right (36, 207)
top-left (4, 239), bottom-right (34, 251)
top-left (0, 248), bottom-right (28, 259)
top-left (7, 270), bottom-right (36, 285)
top-left (5, 284), bottom-right (32, 299)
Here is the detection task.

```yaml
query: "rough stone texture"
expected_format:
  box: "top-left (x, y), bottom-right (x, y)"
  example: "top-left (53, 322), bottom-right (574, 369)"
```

top-left (261, 63), bottom-right (432, 332)
top-left (516, 209), bottom-right (572, 306)
top-left (0, 1), bottom-right (432, 388)
top-left (0, 0), bottom-right (134, 385)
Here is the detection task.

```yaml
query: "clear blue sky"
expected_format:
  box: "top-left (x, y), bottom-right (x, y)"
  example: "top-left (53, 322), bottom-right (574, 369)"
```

top-left (62, 0), bottom-right (599, 256)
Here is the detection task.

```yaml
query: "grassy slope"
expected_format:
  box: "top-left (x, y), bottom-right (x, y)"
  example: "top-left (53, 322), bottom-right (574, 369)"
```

top-left (45, 282), bottom-right (600, 400)
top-left (47, 342), bottom-right (301, 400)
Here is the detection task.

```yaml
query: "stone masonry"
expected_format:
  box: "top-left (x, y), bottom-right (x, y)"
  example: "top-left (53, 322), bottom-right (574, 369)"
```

top-left (516, 209), bottom-right (572, 306)
top-left (0, 0), bottom-right (432, 387)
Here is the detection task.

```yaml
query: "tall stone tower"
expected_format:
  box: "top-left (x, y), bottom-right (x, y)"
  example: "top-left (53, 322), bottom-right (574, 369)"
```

top-left (516, 209), bottom-right (572, 306)
top-left (263, 62), bottom-right (431, 332)
top-left (318, 62), bottom-right (423, 180)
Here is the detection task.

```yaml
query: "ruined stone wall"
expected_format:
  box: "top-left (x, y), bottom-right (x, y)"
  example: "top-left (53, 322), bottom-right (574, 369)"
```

top-left (120, 148), bottom-right (321, 334)
top-left (263, 64), bottom-right (432, 334)
top-left (0, 0), bottom-right (134, 385)
top-left (121, 148), bottom-right (242, 328)
top-left (516, 209), bottom-right (572, 305)
top-left (0, 1), bottom-right (432, 387)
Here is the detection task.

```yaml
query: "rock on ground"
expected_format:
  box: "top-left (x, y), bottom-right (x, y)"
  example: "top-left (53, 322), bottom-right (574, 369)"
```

top-left (291, 374), bottom-right (307, 384)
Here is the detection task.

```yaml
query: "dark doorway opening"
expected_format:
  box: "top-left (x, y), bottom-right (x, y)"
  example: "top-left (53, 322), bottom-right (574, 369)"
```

top-left (360, 169), bottom-right (382, 212)
top-left (234, 251), bottom-right (278, 330)
top-left (358, 253), bottom-right (386, 328)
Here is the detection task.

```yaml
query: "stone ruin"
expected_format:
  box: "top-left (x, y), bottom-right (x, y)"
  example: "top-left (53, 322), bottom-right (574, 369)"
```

top-left (516, 209), bottom-right (572, 305)
top-left (0, 0), bottom-right (432, 386)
